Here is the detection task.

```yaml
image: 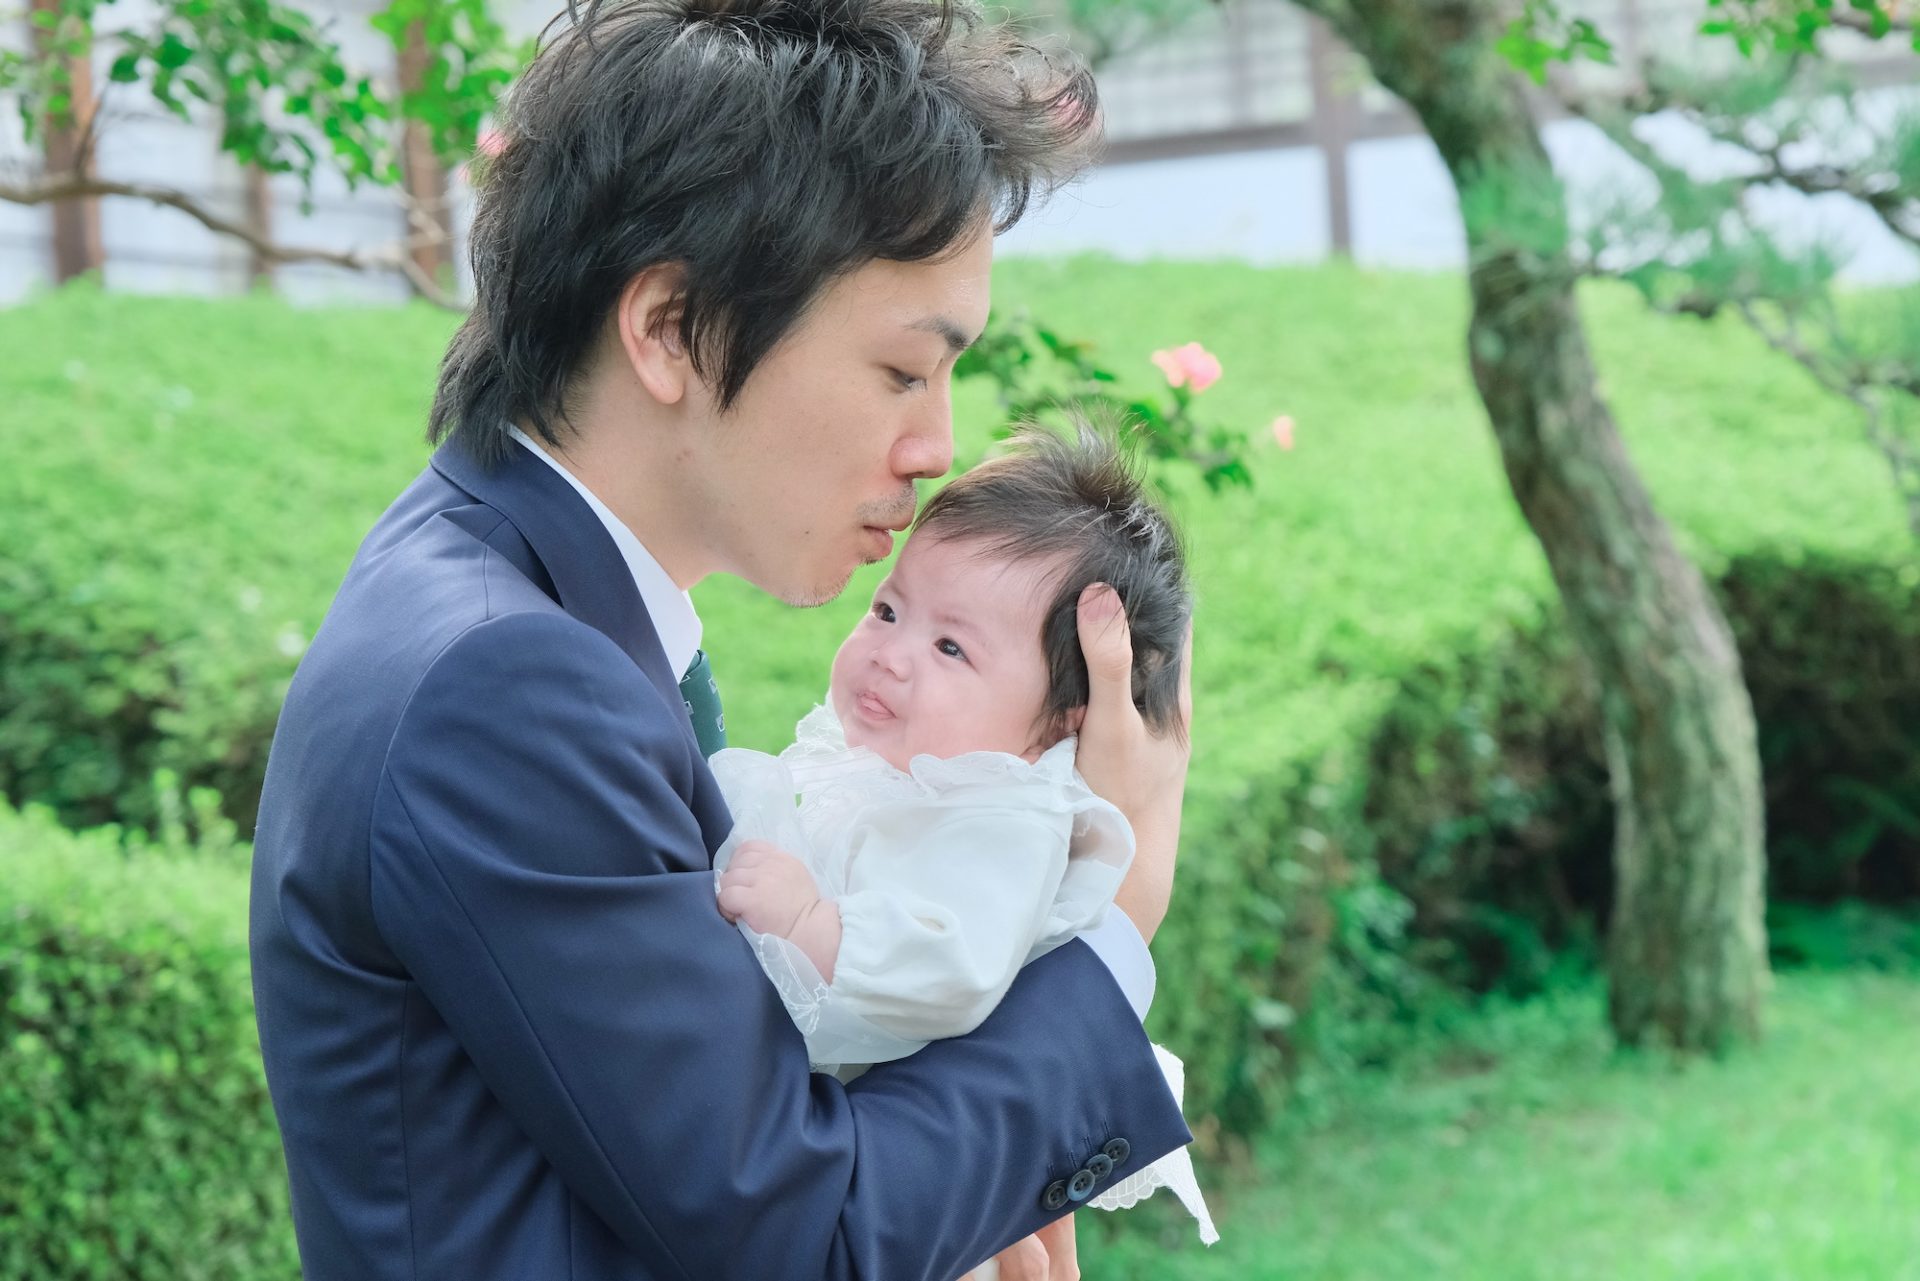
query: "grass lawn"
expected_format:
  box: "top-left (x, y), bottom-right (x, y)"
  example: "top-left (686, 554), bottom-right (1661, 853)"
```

top-left (3, 259), bottom-right (1905, 824)
top-left (3, 262), bottom-right (1917, 1278)
top-left (4, 258), bottom-right (1914, 1130)
top-left (1083, 966), bottom-right (1920, 1280)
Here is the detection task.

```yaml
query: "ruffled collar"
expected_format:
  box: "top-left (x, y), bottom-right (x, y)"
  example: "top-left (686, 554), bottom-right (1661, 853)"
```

top-left (781, 702), bottom-right (1082, 795)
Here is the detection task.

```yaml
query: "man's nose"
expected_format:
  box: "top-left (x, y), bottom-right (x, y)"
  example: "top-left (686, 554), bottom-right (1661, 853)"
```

top-left (893, 384), bottom-right (955, 481)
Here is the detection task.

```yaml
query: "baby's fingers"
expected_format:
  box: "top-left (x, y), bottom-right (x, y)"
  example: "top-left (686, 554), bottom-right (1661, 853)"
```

top-left (716, 881), bottom-right (759, 923)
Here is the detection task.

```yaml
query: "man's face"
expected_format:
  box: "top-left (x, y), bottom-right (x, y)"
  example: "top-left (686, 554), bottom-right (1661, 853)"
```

top-left (683, 225), bottom-right (993, 606)
top-left (828, 532), bottom-right (1061, 771)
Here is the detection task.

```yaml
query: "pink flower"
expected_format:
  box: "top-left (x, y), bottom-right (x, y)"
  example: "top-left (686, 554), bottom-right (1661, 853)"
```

top-left (1271, 414), bottom-right (1296, 451)
top-left (1150, 342), bottom-right (1222, 393)
top-left (476, 127), bottom-right (507, 158)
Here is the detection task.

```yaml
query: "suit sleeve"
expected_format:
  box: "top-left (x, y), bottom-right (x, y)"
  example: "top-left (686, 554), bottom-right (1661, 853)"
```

top-left (368, 612), bottom-right (1191, 1281)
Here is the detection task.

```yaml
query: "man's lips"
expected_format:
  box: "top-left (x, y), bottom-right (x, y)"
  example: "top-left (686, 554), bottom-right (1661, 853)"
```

top-left (863, 507), bottom-right (914, 536)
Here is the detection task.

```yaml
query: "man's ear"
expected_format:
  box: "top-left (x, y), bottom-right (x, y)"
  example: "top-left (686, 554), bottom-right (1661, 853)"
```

top-left (615, 264), bottom-right (692, 406)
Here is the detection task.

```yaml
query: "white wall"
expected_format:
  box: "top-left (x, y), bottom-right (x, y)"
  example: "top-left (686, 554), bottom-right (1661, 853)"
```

top-left (2, 2), bottom-right (1914, 306)
top-left (1002, 90), bottom-right (1920, 286)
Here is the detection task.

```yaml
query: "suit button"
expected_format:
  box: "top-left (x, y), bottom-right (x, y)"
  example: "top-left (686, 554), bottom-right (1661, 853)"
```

top-left (1067, 1168), bottom-right (1098, 1202)
top-left (1103, 1137), bottom-right (1130, 1166)
top-left (1085, 1152), bottom-right (1114, 1180)
top-left (1041, 1180), bottom-right (1070, 1212)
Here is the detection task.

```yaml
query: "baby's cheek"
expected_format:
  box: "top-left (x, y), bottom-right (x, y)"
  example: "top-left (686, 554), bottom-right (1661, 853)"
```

top-left (837, 714), bottom-right (887, 761)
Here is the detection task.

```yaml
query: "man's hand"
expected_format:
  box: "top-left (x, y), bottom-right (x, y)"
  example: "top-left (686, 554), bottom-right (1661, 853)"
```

top-left (1072, 582), bottom-right (1194, 943)
top-left (973, 1212), bottom-right (1078, 1281)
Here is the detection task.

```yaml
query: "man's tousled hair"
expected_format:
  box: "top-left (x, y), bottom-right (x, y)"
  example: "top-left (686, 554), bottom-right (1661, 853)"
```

top-left (431, 0), bottom-right (1099, 462)
top-left (914, 417), bottom-right (1191, 744)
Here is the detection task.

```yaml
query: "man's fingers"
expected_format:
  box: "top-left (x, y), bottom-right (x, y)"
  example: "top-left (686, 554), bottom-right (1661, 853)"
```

top-left (1176, 617), bottom-right (1195, 730)
top-left (1077, 582), bottom-right (1135, 706)
top-left (992, 1232), bottom-right (1050, 1281)
top-left (1035, 1211), bottom-right (1078, 1281)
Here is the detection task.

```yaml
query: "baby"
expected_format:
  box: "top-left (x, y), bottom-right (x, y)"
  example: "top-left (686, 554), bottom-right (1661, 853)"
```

top-left (709, 424), bottom-right (1216, 1249)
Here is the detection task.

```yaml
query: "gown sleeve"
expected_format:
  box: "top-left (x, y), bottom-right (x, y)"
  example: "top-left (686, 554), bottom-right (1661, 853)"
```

top-left (710, 734), bottom-right (1135, 1074)
top-left (820, 806), bottom-right (1072, 1057)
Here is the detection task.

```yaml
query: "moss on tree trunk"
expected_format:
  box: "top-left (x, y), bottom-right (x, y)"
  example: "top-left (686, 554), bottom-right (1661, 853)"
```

top-left (1296, 0), bottom-right (1770, 1048)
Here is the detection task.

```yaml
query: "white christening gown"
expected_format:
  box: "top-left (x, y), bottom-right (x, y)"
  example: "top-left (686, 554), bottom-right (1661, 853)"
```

top-left (710, 705), bottom-right (1220, 1259)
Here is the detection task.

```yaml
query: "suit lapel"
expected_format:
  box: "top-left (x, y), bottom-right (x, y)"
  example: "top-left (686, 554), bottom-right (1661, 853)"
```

top-left (430, 437), bottom-right (687, 722)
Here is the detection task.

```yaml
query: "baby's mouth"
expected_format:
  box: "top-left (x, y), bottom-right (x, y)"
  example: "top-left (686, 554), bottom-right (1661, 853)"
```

top-left (856, 691), bottom-right (895, 721)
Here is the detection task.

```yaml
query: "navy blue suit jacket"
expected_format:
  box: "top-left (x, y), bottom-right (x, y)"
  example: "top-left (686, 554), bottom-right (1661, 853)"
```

top-left (249, 438), bottom-right (1190, 1280)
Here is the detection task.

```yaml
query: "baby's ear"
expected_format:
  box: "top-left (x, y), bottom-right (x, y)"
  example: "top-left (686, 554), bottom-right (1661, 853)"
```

top-left (1064, 705), bottom-right (1087, 735)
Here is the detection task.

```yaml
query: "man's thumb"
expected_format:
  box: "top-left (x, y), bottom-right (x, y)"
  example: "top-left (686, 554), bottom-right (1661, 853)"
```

top-left (1077, 583), bottom-right (1133, 691)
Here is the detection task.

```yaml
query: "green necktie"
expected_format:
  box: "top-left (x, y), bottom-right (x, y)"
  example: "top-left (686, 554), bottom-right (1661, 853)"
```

top-left (678, 649), bottom-right (727, 758)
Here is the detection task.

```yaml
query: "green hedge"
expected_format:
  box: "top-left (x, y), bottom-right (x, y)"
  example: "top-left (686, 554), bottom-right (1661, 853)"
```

top-left (1352, 552), bottom-right (1920, 995)
top-left (0, 285), bottom-right (450, 833)
top-left (1132, 553), bottom-right (1920, 1134)
top-left (3, 263), bottom-right (1915, 1138)
top-left (0, 805), bottom-right (297, 1280)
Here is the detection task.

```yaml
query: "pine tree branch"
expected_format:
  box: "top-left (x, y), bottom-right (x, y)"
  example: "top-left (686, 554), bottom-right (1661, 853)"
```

top-left (1723, 132), bottom-right (1918, 251)
top-left (1731, 297), bottom-right (1920, 541)
top-left (0, 170), bottom-right (466, 310)
top-left (1553, 75), bottom-right (1920, 251)
top-left (1828, 7), bottom-right (1913, 38)
top-left (1575, 237), bottom-right (1920, 542)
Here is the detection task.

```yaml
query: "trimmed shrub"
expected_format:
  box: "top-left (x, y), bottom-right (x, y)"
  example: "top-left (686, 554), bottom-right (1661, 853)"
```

top-left (0, 286), bottom-right (447, 834)
top-left (1355, 552), bottom-right (1920, 995)
top-left (4, 265), bottom-right (1915, 1140)
top-left (0, 805), bottom-right (297, 1280)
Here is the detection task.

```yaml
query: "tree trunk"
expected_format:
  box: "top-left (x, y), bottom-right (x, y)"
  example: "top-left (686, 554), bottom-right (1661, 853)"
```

top-left (1295, 0), bottom-right (1770, 1049)
top-left (245, 163), bottom-right (276, 289)
top-left (395, 19), bottom-right (452, 292)
top-left (28, 0), bottom-right (104, 281)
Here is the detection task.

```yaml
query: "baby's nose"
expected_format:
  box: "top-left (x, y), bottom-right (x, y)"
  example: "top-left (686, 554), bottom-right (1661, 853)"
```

top-left (874, 638), bottom-right (911, 677)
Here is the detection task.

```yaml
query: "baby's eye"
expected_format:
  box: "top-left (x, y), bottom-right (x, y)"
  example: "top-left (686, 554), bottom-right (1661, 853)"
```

top-left (872, 601), bottom-right (896, 623)
top-left (936, 637), bottom-right (966, 660)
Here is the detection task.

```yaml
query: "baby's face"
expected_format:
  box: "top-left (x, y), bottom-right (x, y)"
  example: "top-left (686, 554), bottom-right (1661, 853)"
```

top-left (829, 532), bottom-right (1061, 772)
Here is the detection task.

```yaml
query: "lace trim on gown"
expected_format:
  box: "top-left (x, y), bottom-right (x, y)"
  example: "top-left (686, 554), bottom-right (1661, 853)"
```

top-left (1090, 1043), bottom-right (1219, 1244)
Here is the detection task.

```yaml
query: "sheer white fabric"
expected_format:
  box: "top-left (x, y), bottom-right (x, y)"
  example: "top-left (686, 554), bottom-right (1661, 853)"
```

top-left (713, 705), bottom-right (1218, 1254)
top-left (710, 705), bottom-right (1133, 1069)
top-left (1089, 1044), bottom-right (1220, 1241)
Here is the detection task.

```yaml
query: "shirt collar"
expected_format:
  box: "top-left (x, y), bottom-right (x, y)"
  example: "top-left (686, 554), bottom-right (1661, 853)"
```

top-left (507, 425), bottom-right (703, 679)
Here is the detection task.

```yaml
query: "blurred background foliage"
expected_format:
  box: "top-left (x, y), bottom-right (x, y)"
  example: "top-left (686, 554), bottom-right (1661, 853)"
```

top-left (3, 254), bottom-right (1917, 1273)
top-left (4, 0), bottom-right (1920, 1273)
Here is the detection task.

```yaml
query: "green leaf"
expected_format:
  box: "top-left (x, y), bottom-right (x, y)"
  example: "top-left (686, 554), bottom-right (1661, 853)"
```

top-left (156, 33), bottom-right (195, 70)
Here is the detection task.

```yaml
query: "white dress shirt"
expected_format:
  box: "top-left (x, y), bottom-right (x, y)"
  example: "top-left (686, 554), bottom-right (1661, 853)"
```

top-left (506, 429), bottom-right (1156, 1019)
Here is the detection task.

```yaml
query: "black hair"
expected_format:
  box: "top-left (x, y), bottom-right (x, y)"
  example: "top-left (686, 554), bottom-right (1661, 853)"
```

top-left (913, 418), bottom-right (1191, 743)
top-left (430, 0), bottom-right (1099, 463)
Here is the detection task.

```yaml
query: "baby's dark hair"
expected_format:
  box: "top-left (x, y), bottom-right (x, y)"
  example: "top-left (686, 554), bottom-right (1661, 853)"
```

top-left (912, 418), bottom-right (1191, 743)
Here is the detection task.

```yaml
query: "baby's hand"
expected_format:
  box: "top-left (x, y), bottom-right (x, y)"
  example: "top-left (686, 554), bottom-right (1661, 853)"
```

top-left (717, 840), bottom-right (821, 936)
top-left (716, 840), bottom-right (842, 980)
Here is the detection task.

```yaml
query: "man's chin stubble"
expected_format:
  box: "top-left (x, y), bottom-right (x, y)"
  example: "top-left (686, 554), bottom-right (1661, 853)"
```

top-left (778, 565), bottom-right (860, 610)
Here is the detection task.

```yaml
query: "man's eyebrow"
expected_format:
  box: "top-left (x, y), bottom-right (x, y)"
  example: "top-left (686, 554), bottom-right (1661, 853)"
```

top-left (909, 316), bottom-right (980, 355)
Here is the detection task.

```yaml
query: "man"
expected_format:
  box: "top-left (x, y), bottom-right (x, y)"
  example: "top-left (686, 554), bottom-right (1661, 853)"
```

top-left (249, 3), bottom-right (1194, 1278)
